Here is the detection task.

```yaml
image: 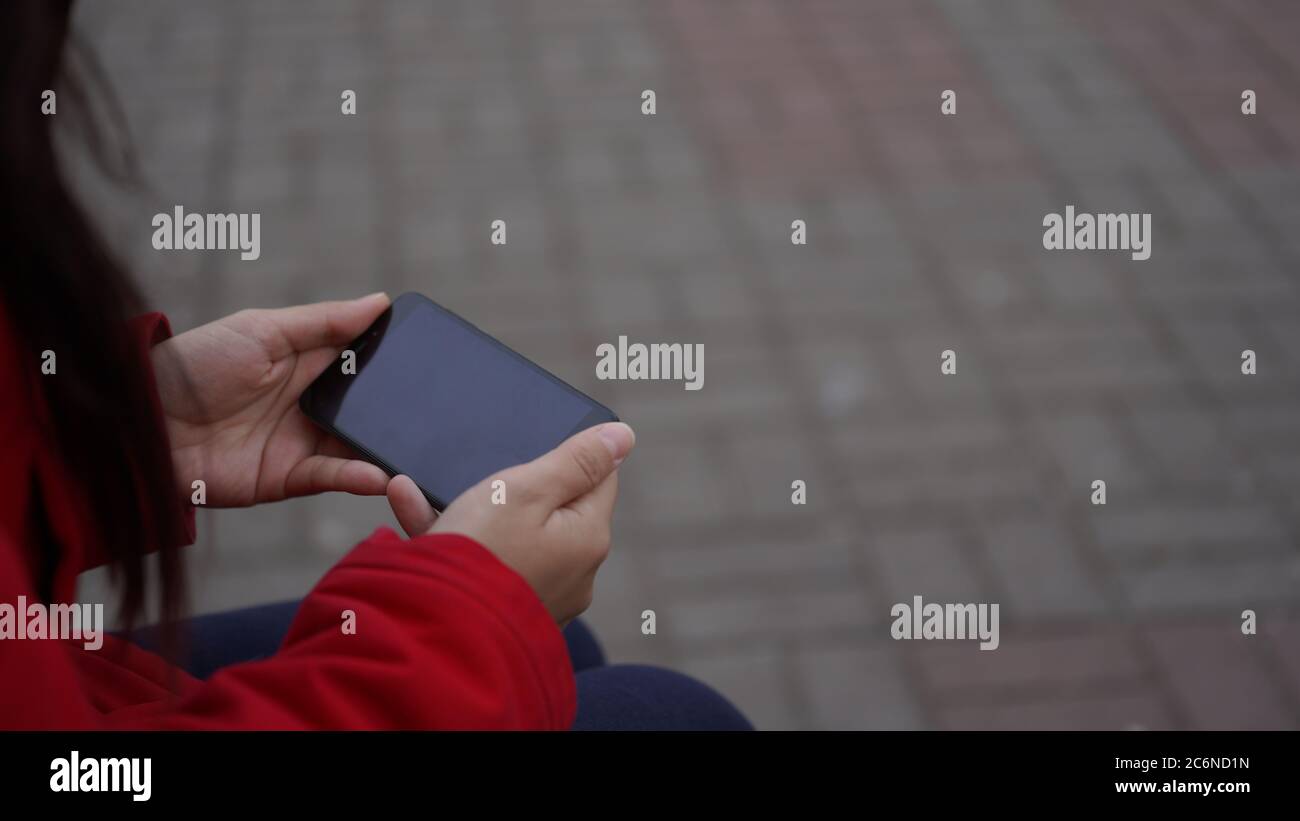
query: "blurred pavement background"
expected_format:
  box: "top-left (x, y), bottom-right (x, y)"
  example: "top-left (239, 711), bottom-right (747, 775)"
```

top-left (73, 0), bottom-right (1300, 729)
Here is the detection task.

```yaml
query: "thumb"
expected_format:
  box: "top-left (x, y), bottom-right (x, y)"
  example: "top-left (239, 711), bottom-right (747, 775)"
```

top-left (515, 422), bottom-right (634, 508)
top-left (261, 292), bottom-right (391, 357)
top-left (387, 475), bottom-right (439, 537)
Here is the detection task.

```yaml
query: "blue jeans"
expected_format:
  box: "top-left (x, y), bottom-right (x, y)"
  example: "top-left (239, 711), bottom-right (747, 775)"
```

top-left (129, 601), bottom-right (752, 731)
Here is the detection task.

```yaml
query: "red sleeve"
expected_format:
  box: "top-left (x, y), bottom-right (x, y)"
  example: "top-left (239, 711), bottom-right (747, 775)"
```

top-left (1, 527), bottom-right (576, 729)
top-left (109, 528), bottom-right (577, 730)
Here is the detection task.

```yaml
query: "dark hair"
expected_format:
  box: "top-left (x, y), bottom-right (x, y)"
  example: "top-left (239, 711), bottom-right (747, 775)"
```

top-left (0, 2), bottom-right (185, 633)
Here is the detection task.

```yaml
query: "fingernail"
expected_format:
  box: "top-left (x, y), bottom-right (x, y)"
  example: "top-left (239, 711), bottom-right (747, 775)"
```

top-left (598, 423), bottom-right (635, 466)
top-left (363, 291), bottom-right (389, 302)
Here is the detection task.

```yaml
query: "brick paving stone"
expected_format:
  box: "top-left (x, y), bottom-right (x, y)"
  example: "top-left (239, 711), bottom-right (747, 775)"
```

top-left (993, 318), bottom-right (1190, 404)
top-left (831, 414), bottom-right (1050, 517)
top-left (977, 516), bottom-right (1111, 619)
top-left (915, 628), bottom-right (1148, 697)
top-left (644, 522), bottom-right (859, 594)
top-left (722, 430), bottom-right (840, 521)
top-left (1122, 406), bottom-right (1247, 491)
top-left (788, 332), bottom-right (916, 421)
top-left (868, 523), bottom-right (991, 606)
top-left (610, 336), bottom-right (802, 437)
top-left (665, 584), bottom-right (879, 648)
top-left (938, 691), bottom-right (1177, 731)
top-left (1091, 501), bottom-right (1291, 558)
top-left (1260, 615), bottom-right (1300, 704)
top-left (1120, 555), bottom-right (1300, 614)
top-left (795, 643), bottom-right (925, 730)
top-left (1031, 410), bottom-right (1153, 495)
top-left (1145, 622), bottom-right (1300, 730)
top-left (618, 432), bottom-right (739, 530)
top-left (1257, 452), bottom-right (1300, 515)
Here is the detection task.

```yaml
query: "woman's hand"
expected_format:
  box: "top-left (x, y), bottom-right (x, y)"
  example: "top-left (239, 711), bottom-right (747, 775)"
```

top-left (387, 422), bottom-right (636, 624)
top-left (151, 293), bottom-right (392, 507)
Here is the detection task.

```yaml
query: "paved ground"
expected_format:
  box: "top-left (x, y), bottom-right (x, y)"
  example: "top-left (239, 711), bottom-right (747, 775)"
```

top-left (73, 0), bottom-right (1300, 729)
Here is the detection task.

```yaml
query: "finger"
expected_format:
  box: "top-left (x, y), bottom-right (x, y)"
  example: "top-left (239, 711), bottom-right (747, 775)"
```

top-left (562, 469), bottom-right (619, 524)
top-left (549, 471), bottom-right (619, 564)
top-left (513, 422), bottom-right (634, 509)
top-left (387, 474), bottom-right (439, 537)
top-left (283, 455), bottom-right (389, 498)
top-left (260, 292), bottom-right (391, 357)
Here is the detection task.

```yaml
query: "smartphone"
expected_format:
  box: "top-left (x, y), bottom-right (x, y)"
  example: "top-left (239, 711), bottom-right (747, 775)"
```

top-left (299, 292), bottom-right (618, 510)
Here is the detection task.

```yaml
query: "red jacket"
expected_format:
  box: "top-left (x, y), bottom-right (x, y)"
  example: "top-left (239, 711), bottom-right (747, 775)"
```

top-left (0, 311), bottom-right (576, 729)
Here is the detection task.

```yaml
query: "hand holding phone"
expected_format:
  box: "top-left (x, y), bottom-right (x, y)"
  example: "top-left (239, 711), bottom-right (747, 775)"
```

top-left (388, 421), bottom-right (635, 624)
top-left (298, 291), bottom-right (632, 622)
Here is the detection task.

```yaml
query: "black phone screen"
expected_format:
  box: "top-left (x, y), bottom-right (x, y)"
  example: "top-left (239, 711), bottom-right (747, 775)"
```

top-left (300, 293), bottom-right (617, 509)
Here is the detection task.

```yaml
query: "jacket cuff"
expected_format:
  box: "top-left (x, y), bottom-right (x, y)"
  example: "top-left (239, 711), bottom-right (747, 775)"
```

top-left (341, 528), bottom-right (577, 729)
